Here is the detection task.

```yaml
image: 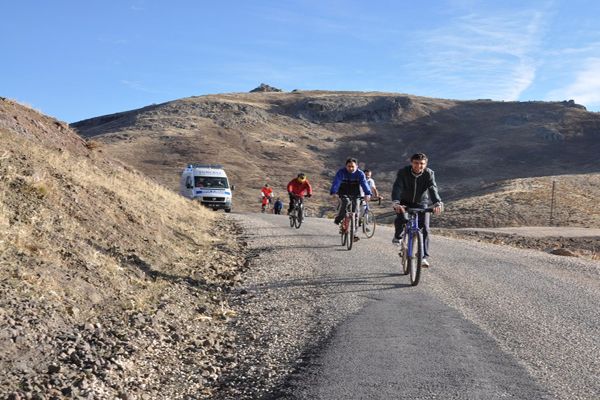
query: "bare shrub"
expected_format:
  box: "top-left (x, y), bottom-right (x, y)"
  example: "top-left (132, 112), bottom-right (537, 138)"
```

top-left (85, 140), bottom-right (102, 150)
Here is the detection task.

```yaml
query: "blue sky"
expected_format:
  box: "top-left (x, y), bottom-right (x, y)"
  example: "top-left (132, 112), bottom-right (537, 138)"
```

top-left (2, 0), bottom-right (600, 122)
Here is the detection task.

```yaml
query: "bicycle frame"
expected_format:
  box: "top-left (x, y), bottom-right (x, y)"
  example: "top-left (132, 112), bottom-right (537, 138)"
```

top-left (405, 213), bottom-right (421, 258)
top-left (340, 196), bottom-right (362, 250)
top-left (400, 207), bottom-right (433, 286)
top-left (360, 200), bottom-right (369, 218)
top-left (289, 195), bottom-right (304, 229)
top-left (358, 199), bottom-right (376, 238)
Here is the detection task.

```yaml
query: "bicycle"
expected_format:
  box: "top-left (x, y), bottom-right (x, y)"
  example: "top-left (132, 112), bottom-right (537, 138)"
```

top-left (261, 196), bottom-right (273, 213)
top-left (397, 207), bottom-right (434, 286)
top-left (339, 196), bottom-right (362, 250)
top-left (359, 199), bottom-right (376, 239)
top-left (288, 195), bottom-right (304, 229)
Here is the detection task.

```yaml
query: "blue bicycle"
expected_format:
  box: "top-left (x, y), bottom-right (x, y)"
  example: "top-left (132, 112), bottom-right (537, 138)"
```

top-left (398, 207), bottom-right (433, 286)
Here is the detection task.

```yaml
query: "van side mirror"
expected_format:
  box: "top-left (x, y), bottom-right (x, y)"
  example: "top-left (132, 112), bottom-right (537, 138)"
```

top-left (186, 183), bottom-right (193, 189)
top-left (230, 184), bottom-right (235, 191)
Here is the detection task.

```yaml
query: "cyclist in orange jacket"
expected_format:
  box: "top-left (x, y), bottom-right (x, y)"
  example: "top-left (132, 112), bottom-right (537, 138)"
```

top-left (261, 184), bottom-right (274, 212)
top-left (287, 173), bottom-right (312, 214)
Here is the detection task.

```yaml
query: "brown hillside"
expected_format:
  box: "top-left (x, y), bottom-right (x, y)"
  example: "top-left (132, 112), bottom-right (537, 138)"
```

top-left (1, 97), bottom-right (87, 155)
top-left (72, 91), bottom-right (600, 226)
top-left (0, 100), bottom-right (246, 398)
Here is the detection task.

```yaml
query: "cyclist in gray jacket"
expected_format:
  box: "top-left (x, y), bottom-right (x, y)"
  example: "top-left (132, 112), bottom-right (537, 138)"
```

top-left (392, 153), bottom-right (443, 267)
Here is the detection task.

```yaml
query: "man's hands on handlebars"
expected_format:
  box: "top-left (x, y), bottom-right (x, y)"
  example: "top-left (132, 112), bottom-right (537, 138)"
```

top-left (393, 204), bottom-right (406, 214)
top-left (393, 202), bottom-right (444, 214)
top-left (331, 194), bottom-right (370, 203)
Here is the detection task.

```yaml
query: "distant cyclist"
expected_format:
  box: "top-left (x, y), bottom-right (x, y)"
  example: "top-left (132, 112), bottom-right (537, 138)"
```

top-left (261, 184), bottom-right (273, 212)
top-left (391, 153), bottom-right (443, 267)
top-left (364, 169), bottom-right (382, 202)
top-left (287, 173), bottom-right (312, 214)
top-left (330, 158), bottom-right (372, 235)
top-left (273, 198), bottom-right (284, 215)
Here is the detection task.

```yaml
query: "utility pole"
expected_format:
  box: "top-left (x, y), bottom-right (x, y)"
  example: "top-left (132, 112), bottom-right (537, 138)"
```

top-left (549, 180), bottom-right (556, 226)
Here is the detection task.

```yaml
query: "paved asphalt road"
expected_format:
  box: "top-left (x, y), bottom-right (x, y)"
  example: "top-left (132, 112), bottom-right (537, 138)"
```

top-left (234, 213), bottom-right (600, 400)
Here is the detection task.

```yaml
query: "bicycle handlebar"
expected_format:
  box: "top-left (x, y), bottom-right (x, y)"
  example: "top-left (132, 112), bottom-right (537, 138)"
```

top-left (405, 207), bottom-right (435, 214)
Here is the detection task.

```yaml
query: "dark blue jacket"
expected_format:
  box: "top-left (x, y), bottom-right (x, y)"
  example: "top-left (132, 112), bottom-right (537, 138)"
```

top-left (330, 168), bottom-right (372, 197)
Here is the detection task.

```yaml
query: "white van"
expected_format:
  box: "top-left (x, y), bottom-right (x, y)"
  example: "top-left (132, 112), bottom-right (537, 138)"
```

top-left (180, 164), bottom-right (234, 212)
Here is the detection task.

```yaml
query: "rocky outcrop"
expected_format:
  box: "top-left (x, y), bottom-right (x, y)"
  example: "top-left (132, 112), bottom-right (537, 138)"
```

top-left (284, 95), bottom-right (416, 123)
top-left (250, 83), bottom-right (283, 93)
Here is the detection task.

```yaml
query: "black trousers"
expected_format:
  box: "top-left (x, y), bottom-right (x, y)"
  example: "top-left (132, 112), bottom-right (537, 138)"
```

top-left (288, 194), bottom-right (303, 212)
top-left (394, 208), bottom-right (431, 258)
top-left (336, 196), bottom-right (361, 223)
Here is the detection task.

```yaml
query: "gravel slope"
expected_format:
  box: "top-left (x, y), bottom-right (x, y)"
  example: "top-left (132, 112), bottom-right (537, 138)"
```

top-left (216, 213), bottom-right (599, 400)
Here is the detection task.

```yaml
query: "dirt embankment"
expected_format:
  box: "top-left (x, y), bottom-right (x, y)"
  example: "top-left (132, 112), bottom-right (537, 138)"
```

top-left (0, 99), bottom-right (249, 399)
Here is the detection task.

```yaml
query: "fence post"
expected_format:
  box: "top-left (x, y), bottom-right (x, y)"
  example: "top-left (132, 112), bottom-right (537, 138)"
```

top-left (549, 180), bottom-right (556, 226)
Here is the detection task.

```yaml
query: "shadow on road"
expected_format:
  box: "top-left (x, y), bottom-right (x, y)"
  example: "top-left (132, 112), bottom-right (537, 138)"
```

top-left (247, 272), bottom-right (413, 295)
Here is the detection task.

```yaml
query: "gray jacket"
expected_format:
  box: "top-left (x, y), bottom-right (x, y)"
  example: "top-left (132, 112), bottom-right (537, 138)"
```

top-left (391, 166), bottom-right (442, 206)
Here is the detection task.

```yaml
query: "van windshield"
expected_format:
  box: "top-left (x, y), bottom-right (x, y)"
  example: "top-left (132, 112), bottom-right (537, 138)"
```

top-left (194, 176), bottom-right (229, 189)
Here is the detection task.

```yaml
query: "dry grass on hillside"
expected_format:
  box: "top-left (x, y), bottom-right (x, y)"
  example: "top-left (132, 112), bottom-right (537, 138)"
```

top-left (438, 174), bottom-right (600, 228)
top-left (71, 91), bottom-right (600, 226)
top-left (0, 129), bottom-right (246, 398)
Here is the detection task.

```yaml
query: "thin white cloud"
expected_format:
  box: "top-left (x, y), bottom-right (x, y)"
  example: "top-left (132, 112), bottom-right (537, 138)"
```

top-left (120, 80), bottom-right (161, 94)
top-left (544, 42), bottom-right (600, 56)
top-left (414, 9), bottom-right (546, 100)
top-left (548, 58), bottom-right (600, 106)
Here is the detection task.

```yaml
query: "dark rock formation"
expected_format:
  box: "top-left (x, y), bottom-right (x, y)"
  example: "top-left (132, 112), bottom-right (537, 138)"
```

top-left (250, 83), bottom-right (283, 93)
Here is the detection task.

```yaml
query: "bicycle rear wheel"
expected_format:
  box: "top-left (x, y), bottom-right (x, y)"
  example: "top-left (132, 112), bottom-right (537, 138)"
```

top-left (408, 232), bottom-right (422, 286)
top-left (362, 211), bottom-right (376, 238)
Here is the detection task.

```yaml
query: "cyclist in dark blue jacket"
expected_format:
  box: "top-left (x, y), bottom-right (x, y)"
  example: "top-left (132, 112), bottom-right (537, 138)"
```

top-left (330, 158), bottom-right (372, 225)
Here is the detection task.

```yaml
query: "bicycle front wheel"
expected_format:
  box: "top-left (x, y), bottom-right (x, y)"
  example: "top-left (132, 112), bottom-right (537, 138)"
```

top-left (400, 237), bottom-right (409, 275)
top-left (289, 212), bottom-right (295, 227)
top-left (294, 208), bottom-right (302, 229)
top-left (347, 214), bottom-right (355, 250)
top-left (362, 211), bottom-right (376, 238)
top-left (340, 217), bottom-right (348, 246)
top-left (408, 232), bottom-right (422, 286)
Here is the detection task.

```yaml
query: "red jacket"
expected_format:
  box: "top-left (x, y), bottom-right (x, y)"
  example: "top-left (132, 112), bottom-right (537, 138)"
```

top-left (261, 187), bottom-right (273, 198)
top-left (287, 179), bottom-right (312, 197)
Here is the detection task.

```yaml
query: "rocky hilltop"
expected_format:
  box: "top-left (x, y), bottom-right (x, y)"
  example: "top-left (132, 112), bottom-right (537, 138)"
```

top-left (72, 90), bottom-right (600, 227)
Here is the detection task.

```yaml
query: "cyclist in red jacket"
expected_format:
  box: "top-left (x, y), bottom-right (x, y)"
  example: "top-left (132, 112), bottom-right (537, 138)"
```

top-left (260, 184), bottom-right (274, 212)
top-left (287, 173), bottom-right (313, 214)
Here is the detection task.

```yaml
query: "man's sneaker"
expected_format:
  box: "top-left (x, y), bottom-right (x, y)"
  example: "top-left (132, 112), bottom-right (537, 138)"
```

top-left (353, 236), bottom-right (360, 242)
top-left (334, 216), bottom-right (342, 224)
top-left (392, 230), bottom-right (404, 244)
top-left (421, 258), bottom-right (430, 268)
